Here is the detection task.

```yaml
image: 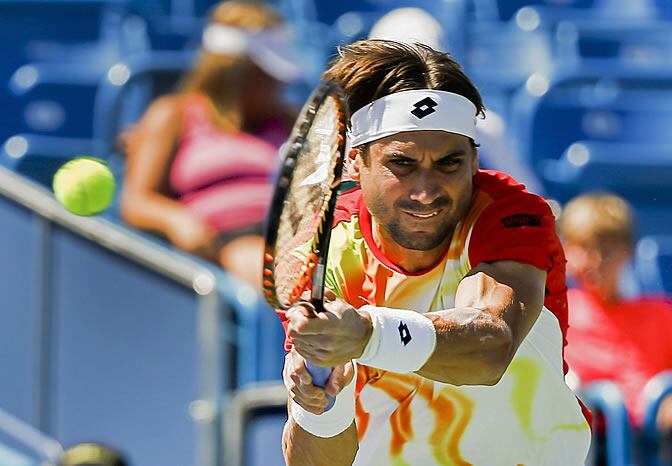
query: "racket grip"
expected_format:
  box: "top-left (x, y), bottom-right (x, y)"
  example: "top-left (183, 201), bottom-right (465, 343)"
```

top-left (305, 361), bottom-right (335, 411)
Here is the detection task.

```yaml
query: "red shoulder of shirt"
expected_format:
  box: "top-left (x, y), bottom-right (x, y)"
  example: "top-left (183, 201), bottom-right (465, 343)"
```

top-left (469, 170), bottom-right (558, 272)
top-left (333, 186), bottom-right (363, 228)
top-left (470, 172), bottom-right (570, 374)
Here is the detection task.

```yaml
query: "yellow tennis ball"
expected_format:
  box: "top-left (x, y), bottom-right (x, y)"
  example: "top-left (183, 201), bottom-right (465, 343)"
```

top-left (53, 157), bottom-right (115, 216)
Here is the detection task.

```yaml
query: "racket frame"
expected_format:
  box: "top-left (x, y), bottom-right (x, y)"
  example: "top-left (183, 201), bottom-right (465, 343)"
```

top-left (262, 81), bottom-right (347, 311)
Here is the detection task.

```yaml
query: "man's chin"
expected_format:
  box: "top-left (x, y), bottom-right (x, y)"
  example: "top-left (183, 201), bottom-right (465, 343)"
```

top-left (391, 232), bottom-right (449, 251)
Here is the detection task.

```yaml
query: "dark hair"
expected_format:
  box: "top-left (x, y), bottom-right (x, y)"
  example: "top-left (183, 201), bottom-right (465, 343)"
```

top-left (323, 39), bottom-right (485, 119)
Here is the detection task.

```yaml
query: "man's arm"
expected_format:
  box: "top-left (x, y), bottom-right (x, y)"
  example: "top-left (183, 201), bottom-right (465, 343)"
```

top-left (283, 259), bottom-right (546, 465)
top-left (283, 415), bottom-right (358, 466)
top-left (417, 260), bottom-right (546, 385)
top-left (281, 348), bottom-right (359, 466)
top-left (287, 260), bottom-right (546, 387)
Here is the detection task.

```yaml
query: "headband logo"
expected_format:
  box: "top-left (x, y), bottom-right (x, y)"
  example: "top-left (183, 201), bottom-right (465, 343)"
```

top-left (410, 97), bottom-right (437, 119)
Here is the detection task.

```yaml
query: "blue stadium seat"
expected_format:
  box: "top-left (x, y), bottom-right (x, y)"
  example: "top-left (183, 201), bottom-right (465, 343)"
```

top-left (540, 141), bottom-right (672, 197)
top-left (472, 0), bottom-right (597, 22)
top-left (0, 0), bottom-right (118, 62)
top-left (543, 141), bottom-right (672, 185)
top-left (582, 381), bottom-right (633, 466)
top-left (0, 134), bottom-right (94, 188)
top-left (3, 63), bottom-right (104, 141)
top-left (635, 236), bottom-right (672, 295)
top-left (466, 22), bottom-right (552, 104)
top-left (0, 2), bottom-right (152, 144)
top-left (471, 0), bottom-right (654, 23)
top-left (224, 383), bottom-right (287, 466)
top-left (510, 67), bottom-right (672, 176)
top-left (0, 0), bottom-right (146, 85)
top-left (656, 0), bottom-right (672, 20)
top-left (92, 49), bottom-right (197, 158)
top-left (554, 20), bottom-right (672, 68)
top-left (125, 0), bottom-right (206, 48)
top-left (641, 371), bottom-right (672, 466)
top-left (129, 0), bottom-right (216, 21)
top-left (0, 51), bottom-right (194, 189)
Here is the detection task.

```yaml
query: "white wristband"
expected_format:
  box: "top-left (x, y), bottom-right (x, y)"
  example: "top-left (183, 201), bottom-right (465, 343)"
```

top-left (290, 363), bottom-right (357, 438)
top-left (356, 305), bottom-right (437, 373)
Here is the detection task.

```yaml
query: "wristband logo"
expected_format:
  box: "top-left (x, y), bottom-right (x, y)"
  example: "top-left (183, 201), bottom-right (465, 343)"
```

top-left (398, 321), bottom-right (412, 346)
top-left (410, 97), bottom-right (438, 119)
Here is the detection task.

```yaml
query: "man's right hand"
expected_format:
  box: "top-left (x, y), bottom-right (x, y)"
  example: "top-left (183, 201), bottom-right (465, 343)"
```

top-left (283, 347), bottom-right (355, 415)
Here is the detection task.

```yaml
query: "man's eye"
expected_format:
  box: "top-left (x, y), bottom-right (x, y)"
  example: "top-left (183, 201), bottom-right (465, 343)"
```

top-left (391, 158), bottom-right (413, 166)
top-left (438, 158), bottom-right (462, 168)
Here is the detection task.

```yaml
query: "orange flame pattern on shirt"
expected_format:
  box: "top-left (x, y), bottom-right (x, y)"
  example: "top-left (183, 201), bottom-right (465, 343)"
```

top-left (356, 366), bottom-right (474, 465)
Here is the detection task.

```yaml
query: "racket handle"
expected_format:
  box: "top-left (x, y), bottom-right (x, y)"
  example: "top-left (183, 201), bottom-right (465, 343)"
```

top-left (305, 361), bottom-right (335, 411)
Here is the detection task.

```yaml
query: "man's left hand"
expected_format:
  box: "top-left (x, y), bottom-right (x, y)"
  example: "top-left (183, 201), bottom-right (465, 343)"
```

top-left (286, 292), bottom-right (372, 367)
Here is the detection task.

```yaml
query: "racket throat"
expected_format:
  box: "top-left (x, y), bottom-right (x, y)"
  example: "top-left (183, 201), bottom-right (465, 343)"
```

top-left (311, 262), bottom-right (327, 312)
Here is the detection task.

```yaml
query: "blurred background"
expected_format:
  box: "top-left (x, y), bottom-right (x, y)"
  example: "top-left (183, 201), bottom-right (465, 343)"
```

top-left (0, 0), bottom-right (671, 465)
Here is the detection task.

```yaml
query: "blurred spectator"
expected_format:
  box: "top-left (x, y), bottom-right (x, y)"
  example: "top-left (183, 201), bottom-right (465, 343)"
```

top-left (59, 442), bottom-right (127, 466)
top-left (120, 1), bottom-right (299, 287)
top-left (368, 7), bottom-right (445, 51)
top-left (561, 193), bottom-right (672, 438)
top-left (365, 7), bottom-right (544, 194)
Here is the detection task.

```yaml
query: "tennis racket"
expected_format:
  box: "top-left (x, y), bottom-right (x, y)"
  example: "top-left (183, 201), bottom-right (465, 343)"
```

top-left (262, 80), bottom-right (347, 410)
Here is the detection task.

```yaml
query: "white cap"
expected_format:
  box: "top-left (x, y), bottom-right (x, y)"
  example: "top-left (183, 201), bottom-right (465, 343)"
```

top-left (202, 25), bottom-right (302, 83)
top-left (368, 7), bottom-right (445, 51)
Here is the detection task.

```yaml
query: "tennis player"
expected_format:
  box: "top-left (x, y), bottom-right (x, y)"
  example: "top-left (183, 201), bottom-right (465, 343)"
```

top-left (279, 40), bottom-right (591, 465)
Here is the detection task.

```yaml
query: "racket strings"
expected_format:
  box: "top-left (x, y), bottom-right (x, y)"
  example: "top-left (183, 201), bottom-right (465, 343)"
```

top-left (274, 96), bottom-right (342, 306)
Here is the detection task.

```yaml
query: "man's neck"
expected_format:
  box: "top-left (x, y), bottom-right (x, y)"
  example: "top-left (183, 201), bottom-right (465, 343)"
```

top-left (371, 219), bottom-right (452, 273)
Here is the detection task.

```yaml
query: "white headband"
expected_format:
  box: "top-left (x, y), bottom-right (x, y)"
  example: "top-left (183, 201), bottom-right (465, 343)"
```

top-left (202, 25), bottom-right (301, 82)
top-left (348, 89), bottom-right (477, 147)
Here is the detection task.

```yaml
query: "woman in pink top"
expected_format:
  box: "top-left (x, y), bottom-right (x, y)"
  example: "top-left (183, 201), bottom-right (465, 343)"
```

top-left (120, 1), bottom-right (299, 286)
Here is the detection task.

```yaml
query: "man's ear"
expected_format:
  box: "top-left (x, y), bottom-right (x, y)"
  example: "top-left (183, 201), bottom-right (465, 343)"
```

top-left (471, 146), bottom-right (479, 176)
top-left (345, 148), bottom-right (361, 182)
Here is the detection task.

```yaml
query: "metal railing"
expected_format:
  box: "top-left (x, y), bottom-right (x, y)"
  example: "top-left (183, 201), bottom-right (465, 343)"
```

top-left (0, 166), bottom-right (242, 466)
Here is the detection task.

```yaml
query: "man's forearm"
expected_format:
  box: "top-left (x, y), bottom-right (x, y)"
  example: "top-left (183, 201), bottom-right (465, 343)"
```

top-left (355, 304), bottom-right (513, 386)
top-left (417, 307), bottom-right (514, 386)
top-left (283, 416), bottom-right (358, 466)
top-left (417, 263), bottom-right (546, 386)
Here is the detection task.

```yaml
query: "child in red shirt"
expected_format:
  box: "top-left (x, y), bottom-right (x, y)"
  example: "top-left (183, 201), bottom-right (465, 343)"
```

top-left (560, 193), bottom-right (672, 450)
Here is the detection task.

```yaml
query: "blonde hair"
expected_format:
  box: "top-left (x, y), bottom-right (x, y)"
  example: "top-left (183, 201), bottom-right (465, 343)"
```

top-left (179, 1), bottom-right (283, 130)
top-left (559, 192), bottom-right (635, 248)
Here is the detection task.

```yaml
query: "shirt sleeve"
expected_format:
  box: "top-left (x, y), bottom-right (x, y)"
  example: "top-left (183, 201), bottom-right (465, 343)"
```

top-left (275, 308), bottom-right (293, 352)
top-left (468, 191), bottom-right (557, 271)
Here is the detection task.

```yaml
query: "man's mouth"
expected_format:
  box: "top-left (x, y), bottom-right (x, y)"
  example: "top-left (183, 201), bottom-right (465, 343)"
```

top-left (404, 209), bottom-right (441, 219)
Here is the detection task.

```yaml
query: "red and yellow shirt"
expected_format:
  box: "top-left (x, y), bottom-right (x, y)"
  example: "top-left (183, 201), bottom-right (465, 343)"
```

top-left (280, 170), bottom-right (591, 465)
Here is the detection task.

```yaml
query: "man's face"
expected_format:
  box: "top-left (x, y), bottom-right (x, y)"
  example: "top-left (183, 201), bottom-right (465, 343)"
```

top-left (352, 130), bottom-right (478, 251)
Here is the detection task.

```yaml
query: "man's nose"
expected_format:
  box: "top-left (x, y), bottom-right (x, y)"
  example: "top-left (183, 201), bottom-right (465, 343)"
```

top-left (408, 171), bottom-right (442, 205)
